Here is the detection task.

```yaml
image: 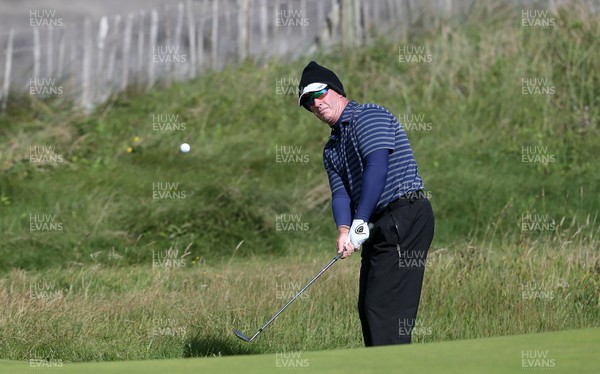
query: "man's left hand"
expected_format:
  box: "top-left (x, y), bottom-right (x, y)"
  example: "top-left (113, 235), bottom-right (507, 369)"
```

top-left (349, 219), bottom-right (370, 250)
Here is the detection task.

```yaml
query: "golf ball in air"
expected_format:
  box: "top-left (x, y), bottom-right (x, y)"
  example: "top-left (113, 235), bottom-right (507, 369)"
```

top-left (180, 143), bottom-right (190, 153)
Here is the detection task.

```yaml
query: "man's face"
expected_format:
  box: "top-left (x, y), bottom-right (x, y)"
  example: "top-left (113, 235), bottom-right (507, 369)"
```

top-left (308, 89), bottom-right (346, 126)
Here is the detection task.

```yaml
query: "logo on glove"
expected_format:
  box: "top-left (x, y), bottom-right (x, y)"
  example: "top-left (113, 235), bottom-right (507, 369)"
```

top-left (349, 219), bottom-right (370, 249)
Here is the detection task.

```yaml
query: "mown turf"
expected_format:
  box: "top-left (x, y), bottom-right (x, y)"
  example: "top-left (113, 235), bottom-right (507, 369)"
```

top-left (2, 327), bottom-right (598, 373)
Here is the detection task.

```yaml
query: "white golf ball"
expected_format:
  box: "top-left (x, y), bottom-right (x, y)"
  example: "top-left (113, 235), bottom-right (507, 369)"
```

top-left (180, 143), bottom-right (190, 153)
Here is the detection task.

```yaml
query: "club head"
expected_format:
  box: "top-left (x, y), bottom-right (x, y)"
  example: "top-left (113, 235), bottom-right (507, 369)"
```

top-left (233, 329), bottom-right (252, 342)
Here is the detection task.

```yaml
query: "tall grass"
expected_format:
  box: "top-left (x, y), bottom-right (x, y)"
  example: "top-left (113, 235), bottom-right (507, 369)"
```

top-left (1, 3), bottom-right (598, 270)
top-left (0, 232), bottom-right (597, 362)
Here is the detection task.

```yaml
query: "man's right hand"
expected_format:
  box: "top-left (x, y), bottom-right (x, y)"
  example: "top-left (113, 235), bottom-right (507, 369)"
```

top-left (337, 226), bottom-right (355, 259)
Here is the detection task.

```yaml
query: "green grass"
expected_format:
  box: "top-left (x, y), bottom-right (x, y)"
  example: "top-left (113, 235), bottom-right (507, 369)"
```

top-left (1, 328), bottom-right (599, 373)
top-left (0, 1), bottom-right (599, 366)
top-left (0, 240), bottom-right (597, 362)
top-left (0, 3), bottom-right (598, 270)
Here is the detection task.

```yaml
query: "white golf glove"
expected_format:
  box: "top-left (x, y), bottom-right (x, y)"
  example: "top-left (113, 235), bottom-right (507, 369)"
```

top-left (349, 219), bottom-right (370, 250)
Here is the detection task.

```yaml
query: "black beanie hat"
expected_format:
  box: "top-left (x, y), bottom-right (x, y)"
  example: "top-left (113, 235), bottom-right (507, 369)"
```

top-left (298, 61), bottom-right (346, 111)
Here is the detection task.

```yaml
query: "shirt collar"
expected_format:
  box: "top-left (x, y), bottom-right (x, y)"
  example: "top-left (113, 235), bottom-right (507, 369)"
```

top-left (335, 100), bottom-right (359, 127)
top-left (329, 100), bottom-right (358, 137)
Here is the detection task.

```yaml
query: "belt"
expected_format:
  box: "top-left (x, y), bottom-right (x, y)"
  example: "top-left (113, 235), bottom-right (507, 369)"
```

top-left (370, 190), bottom-right (426, 223)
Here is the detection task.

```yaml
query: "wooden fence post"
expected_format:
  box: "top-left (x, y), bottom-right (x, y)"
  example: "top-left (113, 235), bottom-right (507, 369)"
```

top-left (57, 30), bottom-right (66, 80)
top-left (373, 0), bottom-right (379, 24)
top-left (328, 0), bottom-right (341, 47)
top-left (442, 0), bottom-right (453, 20)
top-left (147, 9), bottom-right (159, 91)
top-left (1, 29), bottom-right (14, 112)
top-left (82, 18), bottom-right (93, 111)
top-left (224, 0), bottom-right (231, 57)
top-left (163, 4), bottom-right (173, 85)
top-left (361, 0), bottom-right (368, 42)
top-left (284, 1), bottom-right (292, 45)
top-left (70, 32), bottom-right (77, 81)
top-left (186, 0), bottom-right (197, 78)
top-left (211, 0), bottom-right (219, 69)
top-left (174, 2), bottom-right (184, 80)
top-left (237, 0), bottom-right (249, 61)
top-left (105, 15), bottom-right (121, 100)
top-left (33, 27), bottom-right (41, 80)
top-left (197, 0), bottom-right (208, 71)
top-left (385, 0), bottom-right (395, 23)
top-left (271, 0), bottom-right (277, 37)
top-left (260, 0), bottom-right (268, 54)
top-left (341, 0), bottom-right (354, 47)
top-left (121, 13), bottom-right (133, 91)
top-left (174, 3), bottom-right (184, 48)
top-left (402, 0), bottom-right (412, 40)
top-left (301, 0), bottom-right (308, 40)
top-left (317, 0), bottom-right (324, 42)
top-left (46, 28), bottom-right (54, 77)
top-left (408, 0), bottom-right (417, 26)
top-left (319, 0), bottom-right (329, 48)
top-left (137, 11), bottom-right (146, 88)
top-left (97, 16), bottom-right (109, 103)
top-left (354, 0), bottom-right (363, 45)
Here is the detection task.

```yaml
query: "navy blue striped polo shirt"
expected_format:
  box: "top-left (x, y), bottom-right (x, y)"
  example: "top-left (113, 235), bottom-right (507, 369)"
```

top-left (323, 100), bottom-right (424, 218)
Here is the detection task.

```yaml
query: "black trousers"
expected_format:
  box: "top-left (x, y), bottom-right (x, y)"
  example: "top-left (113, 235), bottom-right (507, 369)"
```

top-left (358, 197), bottom-right (434, 346)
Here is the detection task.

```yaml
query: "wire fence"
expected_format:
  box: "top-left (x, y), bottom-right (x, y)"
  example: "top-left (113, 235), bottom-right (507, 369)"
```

top-left (0, 0), bottom-right (583, 112)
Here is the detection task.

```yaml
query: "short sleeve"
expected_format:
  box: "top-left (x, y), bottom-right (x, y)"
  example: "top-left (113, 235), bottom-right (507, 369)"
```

top-left (354, 107), bottom-right (395, 158)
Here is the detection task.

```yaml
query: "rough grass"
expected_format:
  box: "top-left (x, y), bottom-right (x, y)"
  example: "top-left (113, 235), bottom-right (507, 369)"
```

top-left (1, 234), bottom-right (598, 362)
top-left (0, 2), bottom-right (598, 271)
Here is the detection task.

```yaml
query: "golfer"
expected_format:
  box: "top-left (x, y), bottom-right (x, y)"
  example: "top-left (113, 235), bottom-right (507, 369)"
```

top-left (298, 61), bottom-right (435, 346)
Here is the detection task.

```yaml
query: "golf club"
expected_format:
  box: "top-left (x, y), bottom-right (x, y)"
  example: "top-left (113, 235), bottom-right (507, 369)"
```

top-left (233, 252), bottom-right (343, 342)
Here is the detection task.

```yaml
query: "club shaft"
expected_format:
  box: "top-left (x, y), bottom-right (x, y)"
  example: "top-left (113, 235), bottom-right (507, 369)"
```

top-left (251, 253), bottom-right (342, 339)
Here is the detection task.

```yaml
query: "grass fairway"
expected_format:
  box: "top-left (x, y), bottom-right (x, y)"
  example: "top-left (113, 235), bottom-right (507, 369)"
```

top-left (2, 327), bottom-right (598, 373)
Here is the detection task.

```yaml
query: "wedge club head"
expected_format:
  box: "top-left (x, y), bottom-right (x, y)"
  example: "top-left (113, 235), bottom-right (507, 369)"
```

top-left (233, 329), bottom-right (256, 342)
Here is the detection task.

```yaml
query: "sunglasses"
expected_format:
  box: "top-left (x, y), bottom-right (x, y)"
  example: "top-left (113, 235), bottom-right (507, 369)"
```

top-left (304, 88), bottom-right (329, 107)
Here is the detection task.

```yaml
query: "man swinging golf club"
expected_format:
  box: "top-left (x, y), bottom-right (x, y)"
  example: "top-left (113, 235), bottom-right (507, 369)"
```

top-left (298, 61), bottom-right (435, 346)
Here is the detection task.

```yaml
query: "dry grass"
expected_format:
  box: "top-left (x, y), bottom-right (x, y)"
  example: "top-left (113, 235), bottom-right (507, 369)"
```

top-left (1, 233), bottom-right (598, 362)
